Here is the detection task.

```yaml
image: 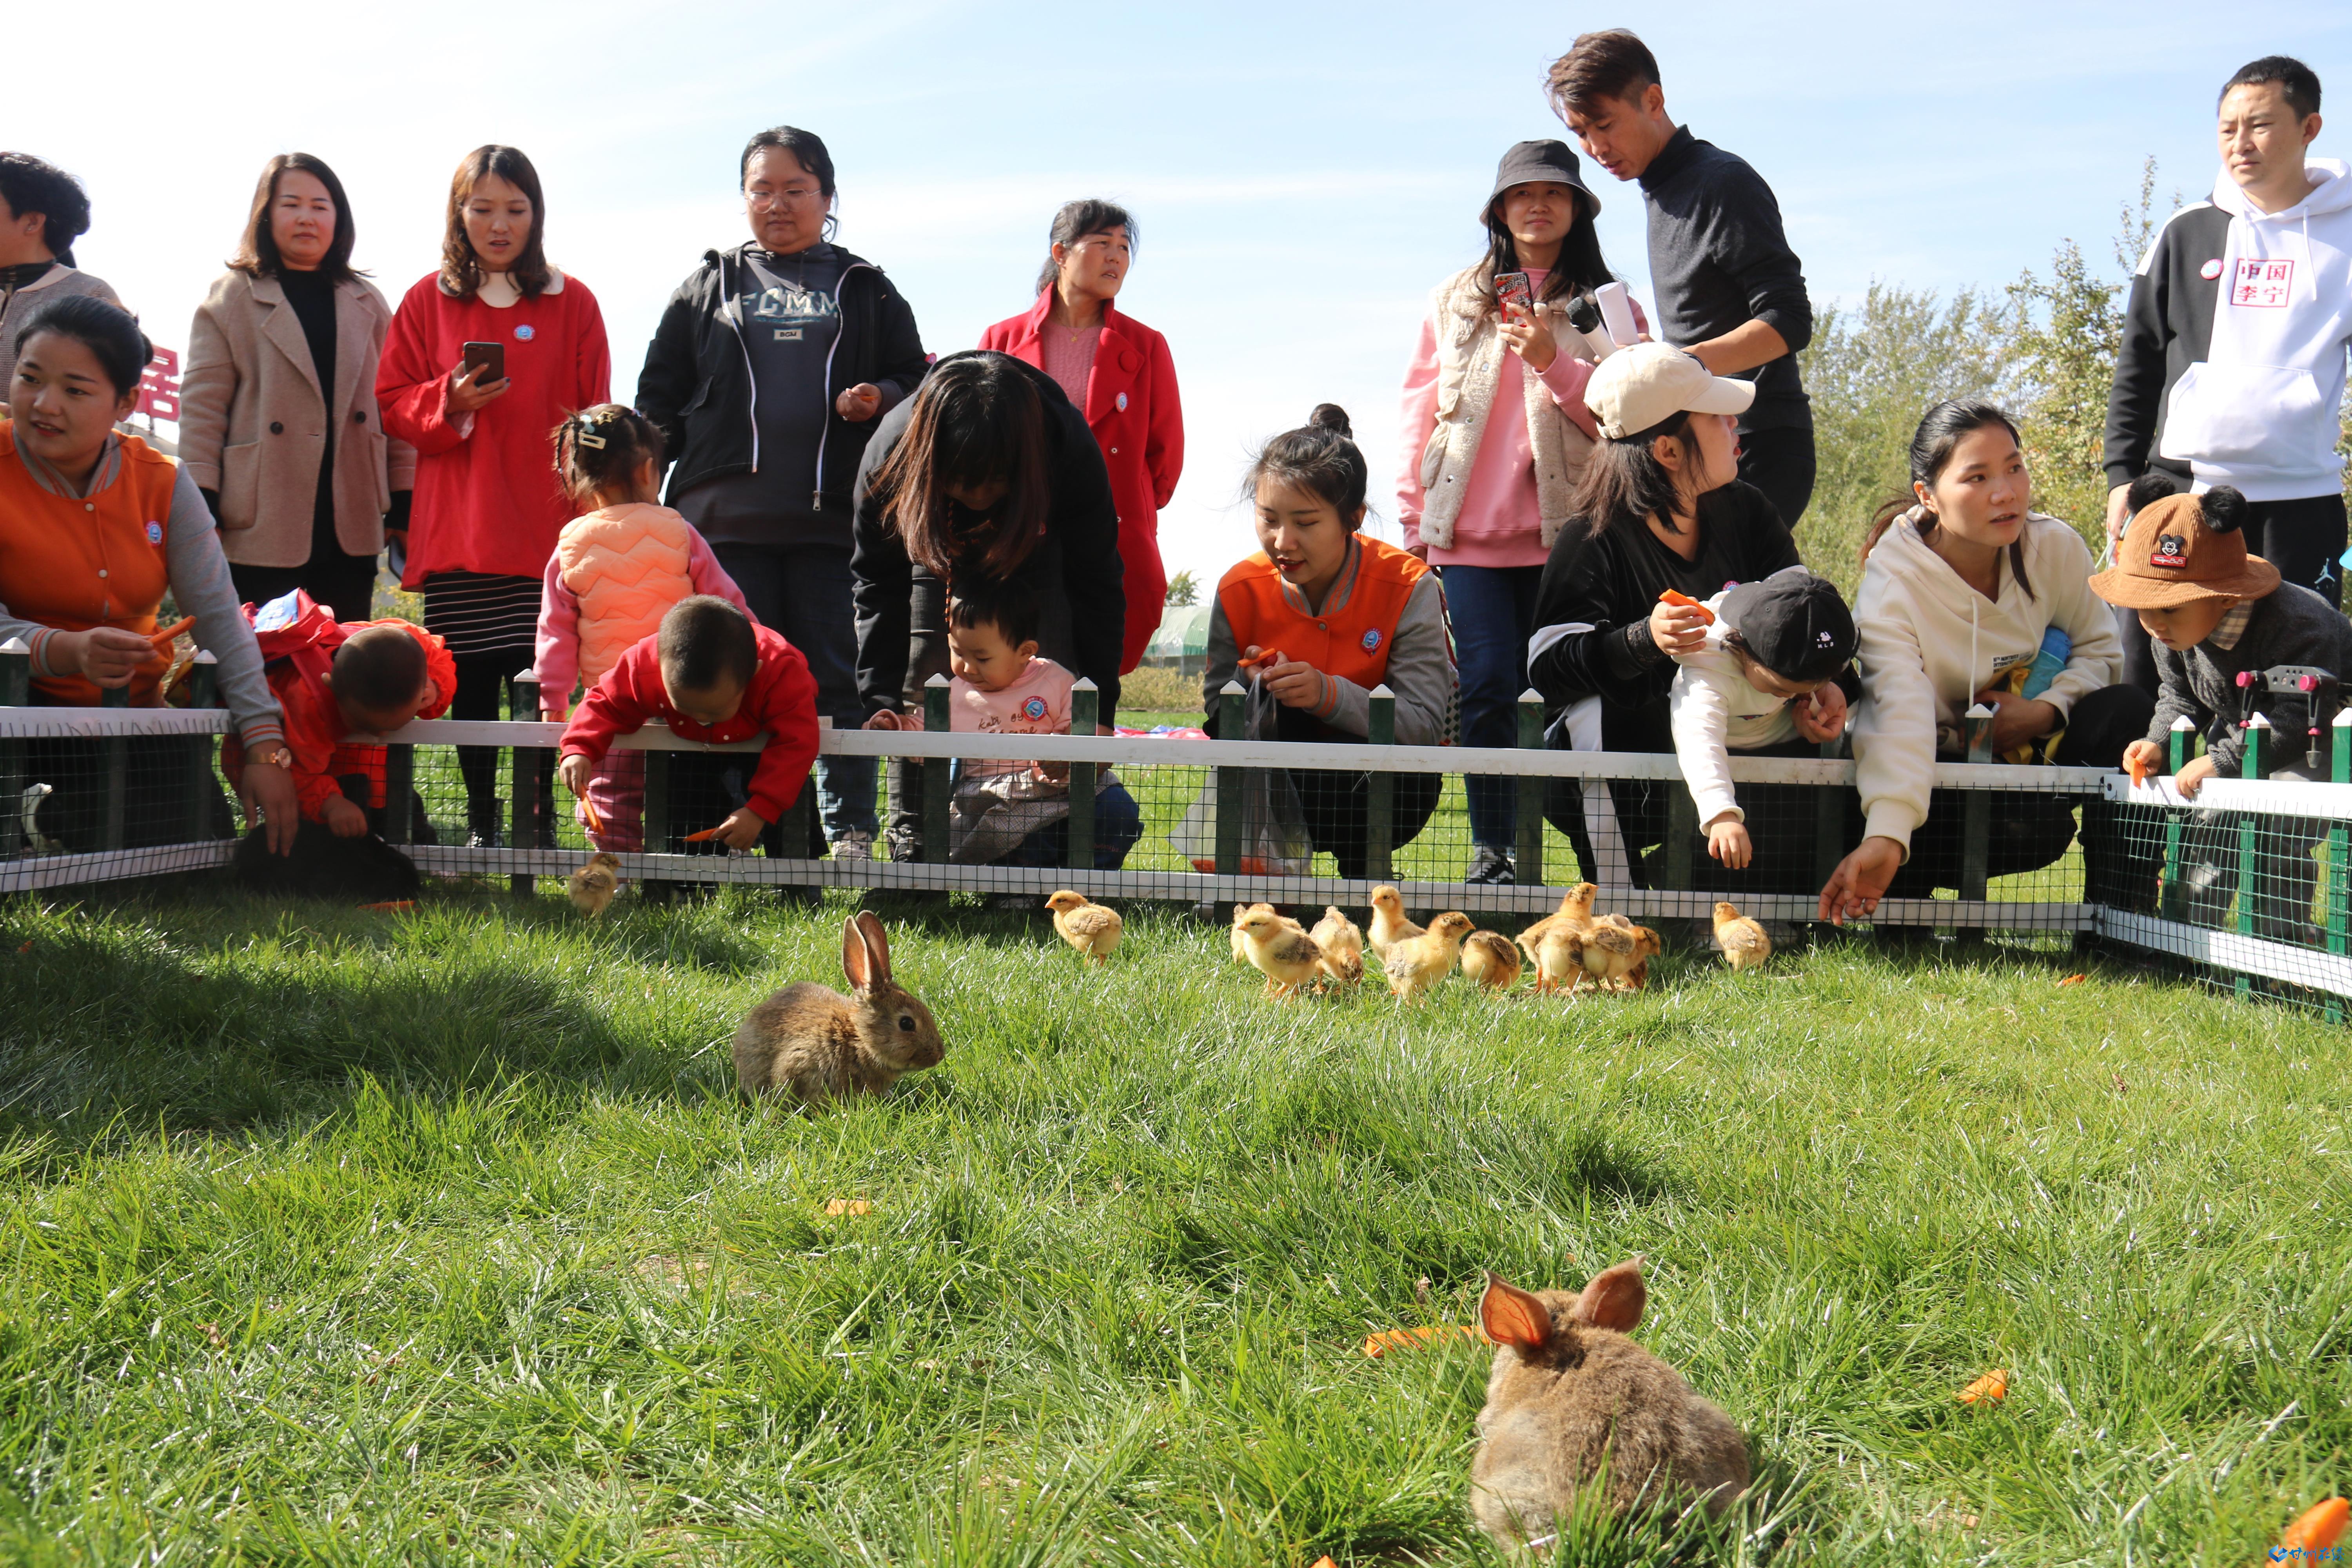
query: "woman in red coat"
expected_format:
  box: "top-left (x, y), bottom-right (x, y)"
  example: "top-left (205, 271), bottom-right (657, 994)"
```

top-left (377, 144), bottom-right (610, 845)
top-left (977, 200), bottom-right (1181, 673)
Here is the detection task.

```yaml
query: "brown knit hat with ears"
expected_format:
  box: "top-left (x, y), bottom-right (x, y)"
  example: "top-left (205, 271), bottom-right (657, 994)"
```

top-left (2088, 483), bottom-right (2281, 609)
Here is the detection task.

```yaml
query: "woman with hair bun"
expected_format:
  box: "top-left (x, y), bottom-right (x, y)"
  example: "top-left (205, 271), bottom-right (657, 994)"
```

top-left (1199, 405), bottom-right (1450, 878)
top-left (376, 144), bottom-right (610, 846)
top-left (978, 198), bottom-right (1182, 674)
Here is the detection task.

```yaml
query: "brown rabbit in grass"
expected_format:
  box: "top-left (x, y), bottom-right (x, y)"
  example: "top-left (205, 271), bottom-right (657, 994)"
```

top-left (733, 912), bottom-right (944, 1102)
top-left (1469, 1259), bottom-right (1749, 1548)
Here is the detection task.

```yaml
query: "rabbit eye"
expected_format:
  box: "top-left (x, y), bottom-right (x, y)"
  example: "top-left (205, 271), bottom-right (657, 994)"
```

top-left (898, 1015), bottom-right (916, 1032)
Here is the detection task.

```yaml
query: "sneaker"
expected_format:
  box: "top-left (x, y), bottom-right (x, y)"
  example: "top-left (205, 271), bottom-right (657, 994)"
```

top-left (1464, 846), bottom-right (1516, 886)
top-left (831, 830), bottom-right (875, 862)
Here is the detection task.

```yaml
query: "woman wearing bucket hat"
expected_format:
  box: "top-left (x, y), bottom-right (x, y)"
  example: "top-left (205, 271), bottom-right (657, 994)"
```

top-left (1396, 138), bottom-right (1637, 884)
top-left (1525, 341), bottom-right (1808, 888)
top-left (1817, 399), bottom-right (2151, 927)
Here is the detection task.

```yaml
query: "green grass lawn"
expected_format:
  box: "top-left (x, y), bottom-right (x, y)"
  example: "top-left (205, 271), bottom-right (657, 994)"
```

top-left (0, 885), bottom-right (2347, 1565)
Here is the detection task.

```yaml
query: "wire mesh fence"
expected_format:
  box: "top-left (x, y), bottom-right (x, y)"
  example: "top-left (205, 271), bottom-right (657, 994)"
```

top-left (7, 654), bottom-right (2352, 1016)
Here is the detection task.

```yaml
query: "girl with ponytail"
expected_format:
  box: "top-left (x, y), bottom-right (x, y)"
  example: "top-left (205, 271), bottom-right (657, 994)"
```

top-left (1199, 405), bottom-right (1453, 878)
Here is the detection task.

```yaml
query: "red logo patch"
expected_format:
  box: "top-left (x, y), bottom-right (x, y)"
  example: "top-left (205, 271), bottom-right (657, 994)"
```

top-left (2150, 533), bottom-right (2189, 568)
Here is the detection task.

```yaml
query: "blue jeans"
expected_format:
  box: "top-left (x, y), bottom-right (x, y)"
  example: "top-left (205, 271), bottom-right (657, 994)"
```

top-left (713, 543), bottom-right (878, 844)
top-left (1439, 563), bottom-right (1545, 849)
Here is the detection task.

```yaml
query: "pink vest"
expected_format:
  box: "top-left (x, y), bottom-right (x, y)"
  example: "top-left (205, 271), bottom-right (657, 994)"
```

top-left (554, 503), bottom-right (695, 685)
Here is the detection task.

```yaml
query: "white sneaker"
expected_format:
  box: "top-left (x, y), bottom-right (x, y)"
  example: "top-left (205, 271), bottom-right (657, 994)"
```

top-left (831, 830), bottom-right (875, 862)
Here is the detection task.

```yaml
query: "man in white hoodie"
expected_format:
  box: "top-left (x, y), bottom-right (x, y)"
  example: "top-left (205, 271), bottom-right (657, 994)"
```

top-left (2102, 56), bottom-right (2348, 689)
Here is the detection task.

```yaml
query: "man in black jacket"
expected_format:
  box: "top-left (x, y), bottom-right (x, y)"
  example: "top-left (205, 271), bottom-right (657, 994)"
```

top-left (1547, 30), bottom-right (1817, 528)
top-left (636, 127), bottom-right (929, 860)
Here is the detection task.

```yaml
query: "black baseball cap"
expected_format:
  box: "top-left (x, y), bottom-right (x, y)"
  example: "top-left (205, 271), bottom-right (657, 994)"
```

top-left (1483, 140), bottom-right (1599, 223)
top-left (1718, 568), bottom-right (1856, 684)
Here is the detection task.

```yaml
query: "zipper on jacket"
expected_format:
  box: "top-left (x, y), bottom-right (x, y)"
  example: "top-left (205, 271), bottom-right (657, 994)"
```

top-left (720, 249), bottom-right (759, 477)
top-left (810, 261), bottom-right (878, 512)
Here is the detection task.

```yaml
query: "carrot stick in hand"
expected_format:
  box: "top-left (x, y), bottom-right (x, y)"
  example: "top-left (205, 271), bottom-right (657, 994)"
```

top-left (147, 617), bottom-right (196, 647)
top-left (681, 825), bottom-right (726, 843)
top-left (1657, 589), bottom-right (1716, 625)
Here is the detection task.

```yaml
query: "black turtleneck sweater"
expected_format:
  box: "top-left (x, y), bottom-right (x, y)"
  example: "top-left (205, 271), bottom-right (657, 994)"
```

top-left (277, 269), bottom-right (340, 546)
top-left (1637, 125), bottom-right (1814, 433)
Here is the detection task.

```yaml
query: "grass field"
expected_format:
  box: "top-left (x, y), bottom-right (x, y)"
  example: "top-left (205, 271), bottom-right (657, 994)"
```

top-left (0, 883), bottom-right (2347, 1565)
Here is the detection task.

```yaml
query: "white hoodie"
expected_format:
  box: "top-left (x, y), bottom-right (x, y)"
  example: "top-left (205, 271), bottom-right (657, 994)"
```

top-left (1850, 512), bottom-right (2121, 854)
top-left (2158, 157), bottom-right (2352, 501)
top-left (1668, 581), bottom-right (1805, 829)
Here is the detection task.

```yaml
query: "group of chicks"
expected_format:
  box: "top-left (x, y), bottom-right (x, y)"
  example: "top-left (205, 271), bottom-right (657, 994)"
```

top-left (1218, 884), bottom-right (1773, 1002)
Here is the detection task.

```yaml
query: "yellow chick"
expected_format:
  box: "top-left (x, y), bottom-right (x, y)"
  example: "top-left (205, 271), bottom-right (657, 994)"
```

top-left (568, 852), bottom-right (621, 918)
top-left (1713, 901), bottom-right (1771, 973)
top-left (1516, 882), bottom-right (1597, 962)
top-left (1236, 906), bottom-right (1328, 998)
top-left (1534, 924), bottom-right (1590, 995)
top-left (1045, 890), bottom-right (1123, 965)
top-left (1309, 906), bottom-right (1365, 985)
top-left (1622, 923), bottom-right (1664, 991)
top-left (1368, 885), bottom-right (1424, 957)
top-left (1382, 911), bottom-right (1474, 1003)
top-left (1579, 914), bottom-right (1660, 993)
top-left (1229, 902), bottom-right (1278, 964)
top-left (1460, 929), bottom-right (1523, 991)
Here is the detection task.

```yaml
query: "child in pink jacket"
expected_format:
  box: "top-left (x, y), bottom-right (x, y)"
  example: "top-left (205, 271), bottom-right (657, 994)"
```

top-left (535, 404), bottom-right (748, 849)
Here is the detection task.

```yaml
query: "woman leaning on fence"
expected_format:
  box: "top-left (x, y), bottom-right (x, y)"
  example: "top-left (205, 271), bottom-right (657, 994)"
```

top-left (1198, 405), bottom-right (1450, 881)
top-left (1817, 399), bottom-right (2153, 924)
top-left (180, 152), bottom-right (410, 626)
top-left (851, 350), bottom-right (1125, 862)
top-left (0, 294), bottom-right (300, 852)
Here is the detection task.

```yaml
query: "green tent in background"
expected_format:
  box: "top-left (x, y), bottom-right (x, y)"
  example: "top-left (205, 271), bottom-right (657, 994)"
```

top-left (1143, 603), bottom-right (1214, 677)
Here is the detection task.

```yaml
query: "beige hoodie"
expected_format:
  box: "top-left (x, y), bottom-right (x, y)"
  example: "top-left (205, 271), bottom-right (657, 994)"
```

top-left (1851, 510), bottom-right (2121, 853)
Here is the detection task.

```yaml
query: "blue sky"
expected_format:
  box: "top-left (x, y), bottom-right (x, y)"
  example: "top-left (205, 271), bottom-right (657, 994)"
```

top-left (21, 1), bottom-right (2352, 585)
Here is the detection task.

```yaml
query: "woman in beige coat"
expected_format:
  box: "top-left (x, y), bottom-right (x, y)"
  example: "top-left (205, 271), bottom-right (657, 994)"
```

top-left (180, 152), bottom-right (412, 623)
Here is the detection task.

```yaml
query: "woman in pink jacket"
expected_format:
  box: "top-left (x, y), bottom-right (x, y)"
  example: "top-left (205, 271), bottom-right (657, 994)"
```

top-left (978, 200), bottom-right (1181, 673)
top-left (1395, 140), bottom-right (1637, 885)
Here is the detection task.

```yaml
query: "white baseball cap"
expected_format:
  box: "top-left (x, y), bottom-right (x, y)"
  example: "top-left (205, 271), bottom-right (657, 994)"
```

top-left (1586, 341), bottom-right (1755, 440)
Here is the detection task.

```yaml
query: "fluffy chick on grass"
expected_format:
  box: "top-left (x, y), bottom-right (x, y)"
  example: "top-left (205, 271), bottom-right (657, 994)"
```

top-left (1044, 891), bottom-right (1122, 965)
top-left (1383, 911), bottom-right (1474, 1003)
top-left (1310, 906), bottom-right (1366, 985)
top-left (1235, 906), bottom-right (1328, 999)
top-left (568, 853), bottom-right (621, 918)
top-left (1713, 901), bottom-right (1771, 973)
top-left (1368, 885), bottom-right (1423, 957)
top-left (1582, 914), bottom-right (1662, 993)
top-left (1229, 902), bottom-right (1299, 965)
top-left (1515, 882), bottom-right (1596, 961)
top-left (1460, 928), bottom-right (1523, 991)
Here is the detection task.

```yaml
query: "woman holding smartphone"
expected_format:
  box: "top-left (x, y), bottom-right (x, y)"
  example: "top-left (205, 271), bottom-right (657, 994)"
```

top-left (378, 144), bottom-right (610, 846)
top-left (1394, 139), bottom-right (1634, 885)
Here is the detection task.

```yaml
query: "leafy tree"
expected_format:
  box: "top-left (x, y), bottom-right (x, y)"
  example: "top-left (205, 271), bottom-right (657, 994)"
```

top-left (1164, 569), bottom-right (1199, 607)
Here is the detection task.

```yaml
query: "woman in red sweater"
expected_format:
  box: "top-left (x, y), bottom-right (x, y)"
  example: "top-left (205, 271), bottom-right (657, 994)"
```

top-left (977, 200), bottom-right (1181, 673)
top-left (377, 144), bottom-right (611, 845)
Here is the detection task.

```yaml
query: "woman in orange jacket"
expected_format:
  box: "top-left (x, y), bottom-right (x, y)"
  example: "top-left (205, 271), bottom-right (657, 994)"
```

top-left (978, 200), bottom-right (1181, 673)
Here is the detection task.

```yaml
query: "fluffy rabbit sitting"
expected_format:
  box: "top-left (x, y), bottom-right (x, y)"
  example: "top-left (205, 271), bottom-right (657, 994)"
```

top-left (733, 912), bottom-right (944, 1102)
top-left (1469, 1258), bottom-right (1749, 1547)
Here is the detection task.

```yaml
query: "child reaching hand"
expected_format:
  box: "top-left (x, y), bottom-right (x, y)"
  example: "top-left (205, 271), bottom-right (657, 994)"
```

top-left (869, 582), bottom-right (1141, 868)
top-left (535, 405), bottom-right (750, 850)
top-left (1668, 567), bottom-right (1858, 887)
top-left (223, 596), bottom-right (455, 898)
top-left (559, 597), bottom-right (818, 853)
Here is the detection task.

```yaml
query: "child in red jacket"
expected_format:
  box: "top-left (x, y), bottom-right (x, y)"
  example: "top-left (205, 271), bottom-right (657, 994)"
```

top-left (559, 596), bottom-right (819, 851)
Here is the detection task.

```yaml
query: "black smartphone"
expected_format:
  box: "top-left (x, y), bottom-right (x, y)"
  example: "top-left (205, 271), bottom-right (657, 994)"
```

top-left (461, 341), bottom-right (505, 384)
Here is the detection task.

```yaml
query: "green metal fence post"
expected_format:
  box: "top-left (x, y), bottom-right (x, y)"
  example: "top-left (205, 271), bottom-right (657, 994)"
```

top-left (185, 651), bottom-right (220, 842)
top-left (1067, 677), bottom-right (1099, 872)
top-left (922, 673), bottom-right (951, 865)
top-left (101, 683), bottom-right (129, 852)
top-left (508, 670), bottom-right (540, 895)
top-left (2160, 715), bottom-right (2196, 919)
top-left (0, 637), bottom-right (28, 857)
top-left (777, 719), bottom-right (817, 881)
top-left (1665, 782), bottom-right (1696, 893)
top-left (1364, 685), bottom-right (1396, 885)
top-left (1813, 734), bottom-right (1847, 921)
top-left (1957, 701), bottom-right (1995, 940)
top-left (1214, 681), bottom-right (1244, 878)
top-left (2328, 708), bottom-right (2349, 1022)
top-left (643, 742), bottom-right (672, 856)
top-left (1514, 690), bottom-right (1545, 889)
top-left (2237, 713), bottom-right (2269, 1000)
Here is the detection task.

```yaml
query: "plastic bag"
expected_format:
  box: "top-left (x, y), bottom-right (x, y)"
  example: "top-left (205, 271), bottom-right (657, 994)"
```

top-left (1172, 673), bottom-right (1313, 876)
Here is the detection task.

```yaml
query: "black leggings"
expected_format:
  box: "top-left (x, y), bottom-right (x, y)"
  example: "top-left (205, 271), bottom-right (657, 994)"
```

top-left (449, 651), bottom-right (554, 831)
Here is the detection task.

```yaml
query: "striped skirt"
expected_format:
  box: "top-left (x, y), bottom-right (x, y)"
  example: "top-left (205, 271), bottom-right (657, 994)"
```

top-left (421, 571), bottom-right (542, 658)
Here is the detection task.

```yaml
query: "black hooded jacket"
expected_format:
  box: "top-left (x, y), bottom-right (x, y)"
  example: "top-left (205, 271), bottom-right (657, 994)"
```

top-left (635, 241), bottom-right (927, 518)
top-left (851, 352), bottom-right (1125, 724)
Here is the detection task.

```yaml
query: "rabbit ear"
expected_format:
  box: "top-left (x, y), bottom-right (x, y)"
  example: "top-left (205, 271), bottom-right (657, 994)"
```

top-left (1481, 1272), bottom-right (1554, 1352)
top-left (841, 918), bottom-right (873, 992)
top-left (1573, 1258), bottom-right (1647, 1333)
top-left (851, 911), bottom-right (893, 989)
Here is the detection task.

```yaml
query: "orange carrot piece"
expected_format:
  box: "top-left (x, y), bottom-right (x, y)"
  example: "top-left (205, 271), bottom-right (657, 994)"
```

top-left (2284, 1497), bottom-right (2350, 1552)
top-left (356, 900), bottom-right (415, 913)
top-left (579, 799), bottom-right (606, 838)
top-left (823, 1198), bottom-right (873, 1217)
top-left (147, 616), bottom-right (196, 647)
top-left (1361, 1324), bottom-right (1485, 1358)
top-left (2057, 974), bottom-right (2086, 987)
top-left (2127, 752), bottom-right (2153, 786)
top-left (1956, 1368), bottom-right (2008, 1404)
top-left (1658, 588), bottom-right (1717, 625)
top-left (1312, 1559), bottom-right (1338, 1568)
top-left (681, 825), bottom-right (725, 843)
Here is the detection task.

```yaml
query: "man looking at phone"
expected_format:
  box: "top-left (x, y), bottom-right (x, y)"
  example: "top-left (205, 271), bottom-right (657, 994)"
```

top-left (1547, 30), bottom-right (1817, 527)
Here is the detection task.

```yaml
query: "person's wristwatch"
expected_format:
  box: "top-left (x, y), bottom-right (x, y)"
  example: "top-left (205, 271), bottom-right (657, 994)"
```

top-left (253, 743), bottom-right (294, 769)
